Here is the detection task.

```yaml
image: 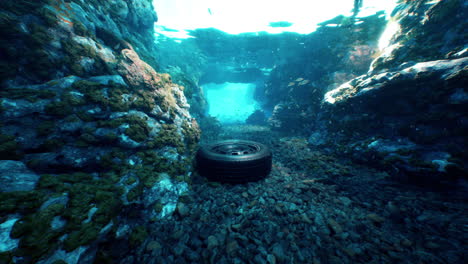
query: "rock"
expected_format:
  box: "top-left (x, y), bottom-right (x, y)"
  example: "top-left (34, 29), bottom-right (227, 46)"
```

top-left (271, 243), bottom-right (285, 262)
top-left (367, 213), bottom-right (385, 223)
top-left (300, 213), bottom-right (313, 224)
top-left (424, 241), bottom-right (440, 249)
top-left (207, 235), bottom-right (219, 250)
top-left (0, 160), bottom-right (39, 192)
top-left (274, 205), bottom-right (284, 215)
top-left (176, 202), bottom-right (190, 217)
top-left (50, 216), bottom-right (66, 230)
top-left (0, 218), bottom-right (19, 252)
top-left (146, 241), bottom-right (162, 252)
top-left (226, 240), bottom-right (239, 255)
top-left (338, 196), bottom-right (352, 207)
top-left (308, 131), bottom-right (327, 146)
top-left (246, 110), bottom-right (268, 126)
top-left (254, 254), bottom-right (267, 264)
top-left (172, 244), bottom-right (185, 256)
top-left (401, 238), bottom-right (412, 247)
top-left (266, 254), bottom-right (276, 264)
top-left (327, 219), bottom-right (343, 234)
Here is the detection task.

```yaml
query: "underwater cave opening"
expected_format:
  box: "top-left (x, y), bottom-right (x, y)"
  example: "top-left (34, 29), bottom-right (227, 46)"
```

top-left (202, 82), bottom-right (260, 124)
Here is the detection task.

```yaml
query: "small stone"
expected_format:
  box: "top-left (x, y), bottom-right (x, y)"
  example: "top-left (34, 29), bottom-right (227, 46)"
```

top-left (226, 240), bottom-right (239, 255)
top-left (242, 192), bottom-right (249, 198)
top-left (300, 213), bottom-right (313, 224)
top-left (342, 247), bottom-right (356, 257)
top-left (367, 213), bottom-right (385, 223)
top-left (254, 254), bottom-right (267, 264)
top-left (266, 254), bottom-right (276, 264)
top-left (231, 223), bottom-right (242, 231)
top-left (172, 244), bottom-right (185, 256)
top-left (207, 235), bottom-right (219, 250)
top-left (339, 197), bottom-right (352, 207)
top-left (146, 241), bottom-right (161, 252)
top-left (176, 202), bottom-right (190, 217)
top-left (327, 219), bottom-right (343, 234)
top-left (271, 243), bottom-right (285, 262)
top-left (275, 205), bottom-right (284, 215)
top-left (401, 238), bottom-right (412, 247)
top-left (172, 229), bottom-right (184, 240)
top-left (424, 241), bottom-right (440, 249)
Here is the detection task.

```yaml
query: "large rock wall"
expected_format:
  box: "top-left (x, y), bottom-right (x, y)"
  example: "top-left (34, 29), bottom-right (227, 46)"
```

top-left (264, 12), bottom-right (387, 132)
top-left (0, 0), bottom-right (199, 263)
top-left (315, 0), bottom-right (467, 182)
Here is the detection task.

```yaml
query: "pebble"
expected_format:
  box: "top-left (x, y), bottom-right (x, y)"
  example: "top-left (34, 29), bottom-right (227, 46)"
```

top-left (327, 219), bottom-right (343, 234)
top-left (342, 247), bottom-right (356, 257)
top-left (367, 213), bottom-right (385, 223)
top-left (271, 243), bottom-right (285, 262)
top-left (226, 240), bottom-right (239, 255)
top-left (207, 235), bottom-right (219, 250)
top-left (301, 213), bottom-right (313, 224)
top-left (146, 241), bottom-right (161, 252)
top-left (275, 205), bottom-right (284, 215)
top-left (134, 134), bottom-right (465, 264)
top-left (254, 254), bottom-right (267, 264)
top-left (266, 254), bottom-right (276, 264)
top-left (176, 202), bottom-right (190, 217)
top-left (401, 238), bottom-right (412, 247)
top-left (424, 241), bottom-right (440, 249)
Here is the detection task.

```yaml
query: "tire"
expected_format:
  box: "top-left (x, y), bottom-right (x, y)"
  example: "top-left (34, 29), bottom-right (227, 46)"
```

top-left (196, 140), bottom-right (272, 183)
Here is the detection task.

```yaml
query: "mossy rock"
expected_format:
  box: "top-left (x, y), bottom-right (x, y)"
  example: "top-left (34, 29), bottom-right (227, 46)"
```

top-left (129, 225), bottom-right (148, 248)
top-left (0, 134), bottom-right (22, 160)
top-left (37, 121), bottom-right (56, 136)
top-left (45, 100), bottom-right (74, 117)
top-left (73, 21), bottom-right (88, 37)
top-left (0, 88), bottom-right (56, 103)
top-left (11, 172), bottom-right (125, 259)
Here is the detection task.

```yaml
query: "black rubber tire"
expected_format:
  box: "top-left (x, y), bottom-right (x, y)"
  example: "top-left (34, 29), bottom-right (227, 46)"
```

top-left (196, 140), bottom-right (272, 183)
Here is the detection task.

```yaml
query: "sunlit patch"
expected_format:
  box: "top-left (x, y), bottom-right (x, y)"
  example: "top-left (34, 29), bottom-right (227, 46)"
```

top-left (378, 20), bottom-right (400, 50)
top-left (153, 0), bottom-right (398, 38)
top-left (202, 82), bottom-right (260, 124)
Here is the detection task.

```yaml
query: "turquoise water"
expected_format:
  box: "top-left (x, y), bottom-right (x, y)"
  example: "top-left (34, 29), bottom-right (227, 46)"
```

top-left (202, 82), bottom-right (260, 123)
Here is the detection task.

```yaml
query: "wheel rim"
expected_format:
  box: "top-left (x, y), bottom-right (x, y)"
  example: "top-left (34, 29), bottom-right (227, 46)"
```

top-left (211, 142), bottom-right (260, 156)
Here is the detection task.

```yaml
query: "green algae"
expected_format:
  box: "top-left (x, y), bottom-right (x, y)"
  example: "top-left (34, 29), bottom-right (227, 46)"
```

top-left (181, 120), bottom-right (200, 153)
top-left (37, 121), bottom-right (56, 136)
top-left (0, 88), bottom-right (56, 103)
top-left (73, 21), bottom-right (88, 37)
top-left (129, 225), bottom-right (148, 248)
top-left (124, 116), bottom-right (151, 142)
top-left (2, 172), bottom-right (125, 260)
top-left (125, 176), bottom-right (137, 185)
top-left (153, 202), bottom-right (163, 213)
top-left (0, 134), bottom-right (22, 160)
top-left (147, 124), bottom-right (184, 152)
top-left (126, 185), bottom-right (143, 202)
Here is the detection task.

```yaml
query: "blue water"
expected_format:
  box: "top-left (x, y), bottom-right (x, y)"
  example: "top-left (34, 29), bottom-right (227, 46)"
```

top-left (202, 82), bottom-right (260, 123)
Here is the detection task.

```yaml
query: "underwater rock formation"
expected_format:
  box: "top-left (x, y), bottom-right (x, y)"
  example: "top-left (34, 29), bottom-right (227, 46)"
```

top-left (265, 12), bottom-right (387, 131)
top-left (0, 0), bottom-right (199, 263)
top-left (316, 0), bottom-right (467, 182)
